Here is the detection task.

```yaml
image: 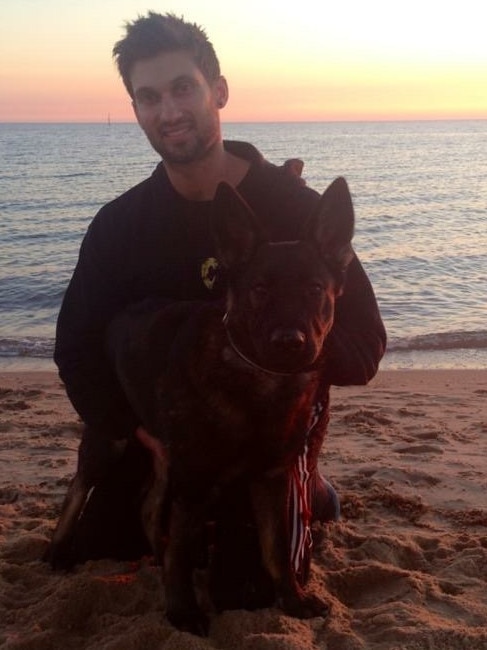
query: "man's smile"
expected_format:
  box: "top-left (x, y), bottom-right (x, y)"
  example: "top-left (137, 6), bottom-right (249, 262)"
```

top-left (161, 121), bottom-right (194, 139)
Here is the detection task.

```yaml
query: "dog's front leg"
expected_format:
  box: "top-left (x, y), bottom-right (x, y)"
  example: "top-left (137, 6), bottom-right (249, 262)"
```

top-left (163, 497), bottom-right (209, 636)
top-left (250, 473), bottom-right (330, 620)
top-left (136, 427), bottom-right (169, 565)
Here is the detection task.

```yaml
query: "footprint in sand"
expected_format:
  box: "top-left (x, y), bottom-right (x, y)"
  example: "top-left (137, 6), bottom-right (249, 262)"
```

top-left (393, 443), bottom-right (443, 455)
top-left (326, 562), bottom-right (419, 609)
top-left (1, 400), bottom-right (30, 411)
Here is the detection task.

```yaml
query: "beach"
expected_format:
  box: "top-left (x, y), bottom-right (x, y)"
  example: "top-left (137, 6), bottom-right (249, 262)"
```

top-left (1, 369), bottom-right (486, 650)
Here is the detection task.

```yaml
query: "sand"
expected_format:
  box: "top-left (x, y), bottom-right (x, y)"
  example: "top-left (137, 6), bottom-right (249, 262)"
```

top-left (0, 369), bottom-right (486, 650)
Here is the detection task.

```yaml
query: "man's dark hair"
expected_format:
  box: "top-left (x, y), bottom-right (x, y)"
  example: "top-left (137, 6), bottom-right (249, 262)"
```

top-left (113, 12), bottom-right (221, 98)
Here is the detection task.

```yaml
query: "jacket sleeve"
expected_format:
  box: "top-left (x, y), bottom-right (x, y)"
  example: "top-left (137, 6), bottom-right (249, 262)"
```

top-left (54, 216), bottom-right (139, 440)
top-left (322, 252), bottom-right (387, 386)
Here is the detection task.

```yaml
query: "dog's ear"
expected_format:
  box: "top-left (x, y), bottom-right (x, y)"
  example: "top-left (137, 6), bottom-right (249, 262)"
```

top-left (211, 182), bottom-right (263, 268)
top-left (302, 176), bottom-right (355, 271)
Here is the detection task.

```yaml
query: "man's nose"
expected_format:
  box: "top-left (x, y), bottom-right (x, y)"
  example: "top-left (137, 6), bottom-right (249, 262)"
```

top-left (158, 94), bottom-right (184, 122)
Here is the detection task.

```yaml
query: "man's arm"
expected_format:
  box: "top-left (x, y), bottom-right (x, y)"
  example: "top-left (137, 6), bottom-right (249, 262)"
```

top-left (323, 253), bottom-right (386, 386)
top-left (54, 220), bottom-right (139, 440)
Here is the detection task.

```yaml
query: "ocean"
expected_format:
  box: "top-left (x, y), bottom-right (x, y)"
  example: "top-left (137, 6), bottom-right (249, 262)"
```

top-left (1, 120), bottom-right (486, 371)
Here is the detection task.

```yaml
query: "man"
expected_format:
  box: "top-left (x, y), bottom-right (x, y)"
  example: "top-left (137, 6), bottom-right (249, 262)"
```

top-left (52, 12), bottom-right (386, 604)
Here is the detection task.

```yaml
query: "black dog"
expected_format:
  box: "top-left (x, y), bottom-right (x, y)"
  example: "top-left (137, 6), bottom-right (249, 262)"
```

top-left (46, 177), bottom-right (354, 635)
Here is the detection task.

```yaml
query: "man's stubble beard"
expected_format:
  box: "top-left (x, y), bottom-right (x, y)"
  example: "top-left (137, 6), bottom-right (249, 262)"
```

top-left (150, 113), bottom-right (221, 165)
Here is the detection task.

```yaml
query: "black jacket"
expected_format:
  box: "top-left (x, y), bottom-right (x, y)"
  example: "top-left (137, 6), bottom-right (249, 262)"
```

top-left (55, 141), bottom-right (386, 439)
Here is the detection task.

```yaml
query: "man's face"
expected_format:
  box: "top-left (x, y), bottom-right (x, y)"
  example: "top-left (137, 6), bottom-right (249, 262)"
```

top-left (130, 50), bottom-right (227, 165)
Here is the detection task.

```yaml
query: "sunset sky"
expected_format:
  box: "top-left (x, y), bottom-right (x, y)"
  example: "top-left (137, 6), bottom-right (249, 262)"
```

top-left (1, 0), bottom-right (486, 122)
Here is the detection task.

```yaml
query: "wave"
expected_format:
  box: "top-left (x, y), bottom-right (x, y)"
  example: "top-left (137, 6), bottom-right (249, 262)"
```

top-left (0, 337), bottom-right (54, 359)
top-left (387, 330), bottom-right (487, 352)
top-left (1, 329), bottom-right (486, 361)
top-left (52, 172), bottom-right (95, 179)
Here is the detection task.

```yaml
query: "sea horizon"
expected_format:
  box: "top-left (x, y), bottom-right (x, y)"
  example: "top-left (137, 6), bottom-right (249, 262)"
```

top-left (2, 117), bottom-right (487, 125)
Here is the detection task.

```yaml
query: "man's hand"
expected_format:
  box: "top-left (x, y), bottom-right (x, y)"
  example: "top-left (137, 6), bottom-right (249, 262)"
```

top-left (283, 158), bottom-right (306, 185)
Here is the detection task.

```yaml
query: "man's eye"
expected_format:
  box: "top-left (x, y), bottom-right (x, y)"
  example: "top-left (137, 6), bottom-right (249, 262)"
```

top-left (173, 80), bottom-right (194, 96)
top-left (135, 90), bottom-right (159, 106)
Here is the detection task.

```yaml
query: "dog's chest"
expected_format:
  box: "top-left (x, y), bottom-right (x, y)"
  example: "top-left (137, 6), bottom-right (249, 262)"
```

top-left (183, 362), bottom-right (317, 462)
top-left (162, 321), bottom-right (322, 481)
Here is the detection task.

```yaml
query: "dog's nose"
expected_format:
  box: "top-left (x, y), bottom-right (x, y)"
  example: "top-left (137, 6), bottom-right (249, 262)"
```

top-left (270, 328), bottom-right (306, 352)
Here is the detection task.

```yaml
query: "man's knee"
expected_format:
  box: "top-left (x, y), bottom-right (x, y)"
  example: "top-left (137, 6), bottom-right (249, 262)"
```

top-left (311, 472), bottom-right (340, 524)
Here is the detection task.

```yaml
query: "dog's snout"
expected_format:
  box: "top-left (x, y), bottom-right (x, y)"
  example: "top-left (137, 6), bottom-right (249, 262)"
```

top-left (270, 328), bottom-right (306, 352)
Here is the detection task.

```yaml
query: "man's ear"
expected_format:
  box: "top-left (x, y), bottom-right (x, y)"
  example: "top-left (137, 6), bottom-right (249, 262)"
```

top-left (211, 182), bottom-right (263, 268)
top-left (214, 76), bottom-right (229, 109)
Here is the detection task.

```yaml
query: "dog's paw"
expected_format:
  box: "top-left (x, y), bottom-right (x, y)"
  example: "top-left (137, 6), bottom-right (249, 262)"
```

top-left (166, 606), bottom-right (210, 637)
